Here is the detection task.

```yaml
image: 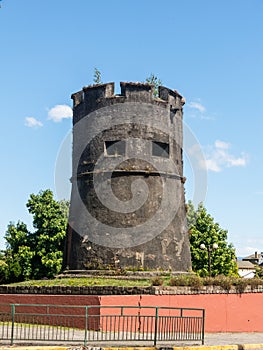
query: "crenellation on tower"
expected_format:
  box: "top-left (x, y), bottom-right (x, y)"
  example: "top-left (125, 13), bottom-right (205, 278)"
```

top-left (83, 82), bottom-right (115, 100)
top-left (71, 82), bottom-right (186, 118)
top-left (120, 82), bottom-right (154, 102)
top-left (82, 82), bottom-right (115, 115)
top-left (158, 86), bottom-right (185, 109)
top-left (71, 90), bottom-right (84, 107)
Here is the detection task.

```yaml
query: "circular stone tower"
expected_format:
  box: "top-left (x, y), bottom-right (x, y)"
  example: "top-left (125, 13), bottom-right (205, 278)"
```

top-left (64, 82), bottom-right (192, 272)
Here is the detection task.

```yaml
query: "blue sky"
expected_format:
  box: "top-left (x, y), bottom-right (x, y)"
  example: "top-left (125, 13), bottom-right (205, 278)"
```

top-left (0, 0), bottom-right (262, 257)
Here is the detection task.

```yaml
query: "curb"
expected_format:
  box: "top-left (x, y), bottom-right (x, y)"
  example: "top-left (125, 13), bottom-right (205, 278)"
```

top-left (172, 345), bottom-right (263, 350)
top-left (102, 346), bottom-right (263, 350)
top-left (0, 345), bottom-right (263, 350)
top-left (0, 347), bottom-right (68, 350)
top-left (171, 346), bottom-right (239, 350)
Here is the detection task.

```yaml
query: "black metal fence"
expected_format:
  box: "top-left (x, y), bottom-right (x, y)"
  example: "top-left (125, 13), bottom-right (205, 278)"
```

top-left (0, 304), bottom-right (205, 346)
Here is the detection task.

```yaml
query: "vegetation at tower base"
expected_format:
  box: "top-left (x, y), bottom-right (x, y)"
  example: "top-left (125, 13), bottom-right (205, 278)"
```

top-left (1, 190), bottom-right (68, 283)
top-left (187, 201), bottom-right (238, 277)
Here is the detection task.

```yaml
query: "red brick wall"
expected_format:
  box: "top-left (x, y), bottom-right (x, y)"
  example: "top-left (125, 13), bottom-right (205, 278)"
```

top-left (0, 294), bottom-right (100, 329)
top-left (1, 292), bottom-right (263, 333)
top-left (100, 293), bottom-right (263, 332)
top-left (0, 294), bottom-right (99, 306)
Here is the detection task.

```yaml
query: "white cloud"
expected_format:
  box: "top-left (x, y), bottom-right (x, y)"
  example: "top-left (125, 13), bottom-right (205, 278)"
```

top-left (47, 105), bottom-right (73, 123)
top-left (188, 101), bottom-right (206, 113)
top-left (200, 115), bottom-right (215, 121)
top-left (25, 117), bottom-right (43, 128)
top-left (247, 238), bottom-right (263, 245)
top-left (228, 156), bottom-right (247, 167)
top-left (204, 159), bottom-right (221, 172)
top-left (215, 140), bottom-right (230, 149)
top-left (201, 140), bottom-right (248, 172)
top-left (187, 99), bottom-right (215, 120)
top-left (239, 246), bottom-right (262, 257)
top-left (234, 238), bottom-right (263, 257)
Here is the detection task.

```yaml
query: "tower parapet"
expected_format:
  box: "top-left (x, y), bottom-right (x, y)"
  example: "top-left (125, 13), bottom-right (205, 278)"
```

top-left (71, 82), bottom-right (185, 122)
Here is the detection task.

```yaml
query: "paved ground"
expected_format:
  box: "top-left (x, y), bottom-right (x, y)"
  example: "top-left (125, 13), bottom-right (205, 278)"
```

top-left (82, 333), bottom-right (263, 347)
top-left (1, 332), bottom-right (263, 349)
top-left (203, 332), bottom-right (263, 346)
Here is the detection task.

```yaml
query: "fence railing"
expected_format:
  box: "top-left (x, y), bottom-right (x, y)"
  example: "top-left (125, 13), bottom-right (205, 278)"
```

top-left (0, 304), bottom-right (205, 346)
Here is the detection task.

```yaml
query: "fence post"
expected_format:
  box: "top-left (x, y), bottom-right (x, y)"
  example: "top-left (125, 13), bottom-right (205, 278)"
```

top-left (10, 304), bottom-right (15, 345)
top-left (201, 309), bottom-right (205, 345)
top-left (84, 306), bottom-right (88, 346)
top-left (153, 307), bottom-right (159, 346)
top-left (180, 308), bottom-right (183, 317)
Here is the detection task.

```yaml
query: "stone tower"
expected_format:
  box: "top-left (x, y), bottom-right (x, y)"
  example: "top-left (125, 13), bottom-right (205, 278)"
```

top-left (64, 82), bottom-right (192, 272)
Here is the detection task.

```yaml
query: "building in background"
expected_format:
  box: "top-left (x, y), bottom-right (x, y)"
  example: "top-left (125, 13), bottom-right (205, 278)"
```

top-left (237, 260), bottom-right (256, 278)
top-left (242, 251), bottom-right (263, 266)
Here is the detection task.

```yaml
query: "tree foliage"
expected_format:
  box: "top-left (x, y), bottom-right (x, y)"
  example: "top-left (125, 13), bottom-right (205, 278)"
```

top-left (145, 73), bottom-right (162, 97)
top-left (93, 67), bottom-right (102, 84)
top-left (187, 201), bottom-right (238, 277)
top-left (255, 265), bottom-right (263, 278)
top-left (5, 221), bottom-right (32, 281)
top-left (0, 259), bottom-right (8, 283)
top-left (3, 190), bottom-right (68, 283)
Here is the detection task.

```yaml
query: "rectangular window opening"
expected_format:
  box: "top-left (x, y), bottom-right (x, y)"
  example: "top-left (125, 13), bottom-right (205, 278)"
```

top-left (105, 140), bottom-right (126, 156)
top-left (152, 141), bottom-right (169, 158)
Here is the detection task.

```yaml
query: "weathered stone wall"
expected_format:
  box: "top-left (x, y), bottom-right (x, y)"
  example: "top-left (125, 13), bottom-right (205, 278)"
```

top-left (1, 285), bottom-right (263, 295)
top-left (65, 82), bottom-right (191, 272)
top-left (0, 285), bottom-right (154, 295)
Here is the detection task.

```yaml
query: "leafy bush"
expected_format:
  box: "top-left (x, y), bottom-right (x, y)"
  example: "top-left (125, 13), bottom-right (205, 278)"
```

top-left (249, 277), bottom-right (263, 290)
top-left (211, 275), bottom-right (233, 291)
top-left (255, 266), bottom-right (263, 278)
top-left (151, 276), bottom-right (164, 286)
top-left (169, 275), bottom-right (203, 289)
top-left (232, 278), bottom-right (249, 293)
top-left (169, 276), bottom-right (188, 286)
top-left (169, 275), bottom-right (263, 293)
top-left (0, 260), bottom-right (8, 283)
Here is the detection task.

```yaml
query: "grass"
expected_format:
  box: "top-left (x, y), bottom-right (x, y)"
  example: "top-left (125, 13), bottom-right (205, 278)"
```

top-left (4, 277), bottom-right (153, 287)
top-left (3, 275), bottom-right (263, 292)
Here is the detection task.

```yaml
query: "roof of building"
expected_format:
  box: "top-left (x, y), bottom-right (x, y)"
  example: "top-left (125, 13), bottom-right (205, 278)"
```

top-left (243, 254), bottom-right (258, 260)
top-left (242, 251), bottom-right (263, 261)
top-left (237, 260), bottom-right (256, 269)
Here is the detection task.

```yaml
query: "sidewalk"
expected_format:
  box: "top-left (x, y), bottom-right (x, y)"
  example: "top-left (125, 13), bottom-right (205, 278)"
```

top-left (202, 332), bottom-right (263, 347)
top-left (0, 333), bottom-right (263, 349)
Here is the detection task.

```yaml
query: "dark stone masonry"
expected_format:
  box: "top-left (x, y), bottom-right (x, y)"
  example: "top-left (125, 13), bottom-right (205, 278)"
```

top-left (1, 285), bottom-right (263, 295)
top-left (63, 82), bottom-right (192, 273)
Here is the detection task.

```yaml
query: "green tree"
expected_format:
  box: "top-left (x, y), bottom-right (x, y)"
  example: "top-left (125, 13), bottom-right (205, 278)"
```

top-left (93, 67), bottom-right (102, 84)
top-left (187, 201), bottom-right (238, 277)
top-left (255, 265), bottom-right (263, 278)
top-left (5, 221), bottom-right (33, 281)
top-left (26, 190), bottom-right (68, 278)
top-left (145, 73), bottom-right (162, 97)
top-left (3, 190), bottom-right (68, 283)
top-left (0, 260), bottom-right (8, 283)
